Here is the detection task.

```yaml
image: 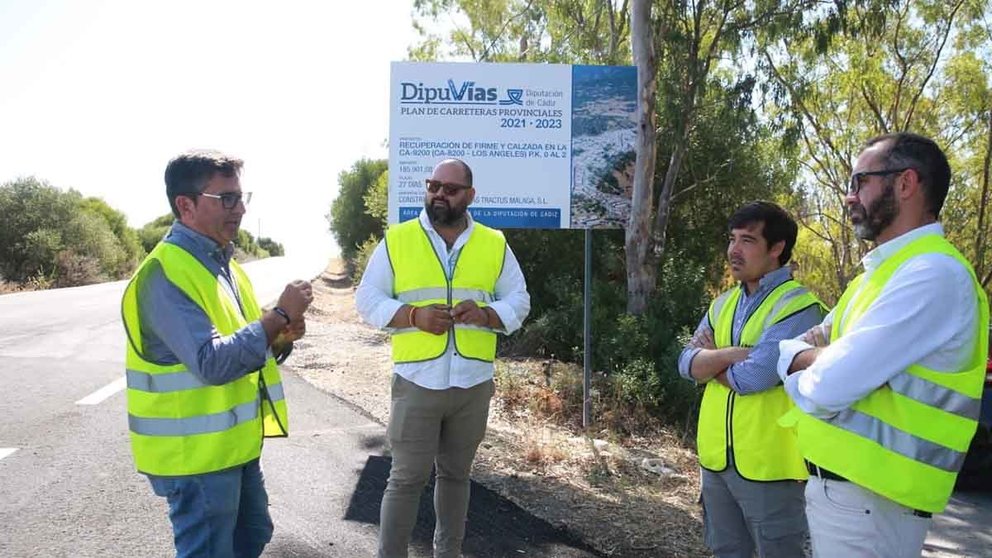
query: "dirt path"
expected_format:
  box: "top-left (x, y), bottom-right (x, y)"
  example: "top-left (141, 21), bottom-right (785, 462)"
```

top-left (283, 261), bottom-right (710, 557)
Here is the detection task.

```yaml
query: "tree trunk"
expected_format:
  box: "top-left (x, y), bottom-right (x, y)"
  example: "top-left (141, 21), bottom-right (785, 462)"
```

top-left (626, 0), bottom-right (658, 315)
top-left (974, 106), bottom-right (992, 287)
top-left (649, 138), bottom-right (687, 274)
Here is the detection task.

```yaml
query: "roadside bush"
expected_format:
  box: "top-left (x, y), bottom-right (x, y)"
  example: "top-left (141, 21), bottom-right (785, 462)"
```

top-left (0, 178), bottom-right (79, 282)
top-left (21, 228), bottom-right (63, 280)
top-left (258, 237), bottom-right (285, 256)
top-left (79, 197), bottom-right (145, 277)
top-left (351, 235), bottom-right (380, 284)
top-left (328, 159), bottom-right (387, 260)
top-left (0, 178), bottom-right (151, 287)
top-left (137, 214), bottom-right (174, 253)
top-left (65, 211), bottom-right (128, 281)
top-left (53, 251), bottom-right (104, 288)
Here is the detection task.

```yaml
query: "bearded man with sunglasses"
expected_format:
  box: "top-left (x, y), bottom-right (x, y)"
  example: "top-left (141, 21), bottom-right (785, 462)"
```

top-left (356, 158), bottom-right (530, 558)
top-left (778, 133), bottom-right (989, 557)
top-left (121, 150), bottom-right (313, 557)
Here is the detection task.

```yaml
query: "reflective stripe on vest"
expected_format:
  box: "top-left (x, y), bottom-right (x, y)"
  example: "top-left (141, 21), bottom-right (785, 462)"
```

top-left (122, 242), bottom-right (289, 476)
top-left (129, 399), bottom-right (259, 436)
top-left (126, 368), bottom-right (289, 404)
top-left (385, 219), bottom-right (505, 363)
top-left (396, 287), bottom-right (495, 304)
top-left (697, 279), bottom-right (825, 481)
top-left (780, 234), bottom-right (989, 512)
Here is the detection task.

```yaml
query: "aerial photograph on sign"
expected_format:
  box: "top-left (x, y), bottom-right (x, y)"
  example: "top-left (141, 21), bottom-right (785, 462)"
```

top-left (569, 65), bottom-right (638, 229)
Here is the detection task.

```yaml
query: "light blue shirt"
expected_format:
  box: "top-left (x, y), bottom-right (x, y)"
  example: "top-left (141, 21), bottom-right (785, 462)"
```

top-left (135, 222), bottom-right (272, 386)
top-left (678, 266), bottom-right (825, 394)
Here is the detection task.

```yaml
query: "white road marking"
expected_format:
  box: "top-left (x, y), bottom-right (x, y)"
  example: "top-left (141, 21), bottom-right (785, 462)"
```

top-left (0, 448), bottom-right (18, 461)
top-left (76, 377), bottom-right (126, 405)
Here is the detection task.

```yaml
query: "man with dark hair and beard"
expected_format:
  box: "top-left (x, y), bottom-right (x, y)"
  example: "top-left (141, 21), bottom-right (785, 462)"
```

top-left (355, 158), bottom-right (530, 558)
top-left (777, 132), bottom-right (989, 557)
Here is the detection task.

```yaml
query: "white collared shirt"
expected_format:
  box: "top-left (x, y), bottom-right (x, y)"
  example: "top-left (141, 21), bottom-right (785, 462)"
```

top-left (355, 210), bottom-right (530, 390)
top-left (777, 223), bottom-right (979, 418)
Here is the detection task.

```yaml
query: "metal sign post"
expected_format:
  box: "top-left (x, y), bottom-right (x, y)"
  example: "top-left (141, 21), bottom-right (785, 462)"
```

top-left (583, 228), bottom-right (592, 430)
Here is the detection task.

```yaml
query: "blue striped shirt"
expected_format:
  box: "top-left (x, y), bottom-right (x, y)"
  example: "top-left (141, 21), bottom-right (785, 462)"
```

top-left (135, 222), bottom-right (271, 385)
top-left (677, 266), bottom-right (825, 394)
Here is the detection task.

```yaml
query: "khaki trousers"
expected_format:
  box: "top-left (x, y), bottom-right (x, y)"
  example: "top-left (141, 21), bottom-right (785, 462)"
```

top-left (378, 374), bottom-right (494, 558)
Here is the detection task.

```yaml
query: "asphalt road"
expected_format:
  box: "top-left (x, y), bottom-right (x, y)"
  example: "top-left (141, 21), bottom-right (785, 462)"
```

top-left (0, 256), bottom-right (989, 557)
top-left (0, 257), bottom-right (598, 558)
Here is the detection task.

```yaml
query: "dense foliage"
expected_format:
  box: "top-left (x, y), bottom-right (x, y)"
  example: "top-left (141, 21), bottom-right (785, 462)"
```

top-left (1, 177), bottom-right (284, 290)
top-left (327, 159), bottom-right (389, 261)
top-left (331, 0), bottom-right (992, 433)
top-left (0, 178), bottom-right (142, 287)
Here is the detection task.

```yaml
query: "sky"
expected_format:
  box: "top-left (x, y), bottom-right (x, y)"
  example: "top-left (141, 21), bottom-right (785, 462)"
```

top-left (0, 0), bottom-right (419, 258)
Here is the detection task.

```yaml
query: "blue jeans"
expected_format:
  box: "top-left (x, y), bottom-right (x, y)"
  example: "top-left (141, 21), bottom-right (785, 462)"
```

top-left (148, 459), bottom-right (273, 558)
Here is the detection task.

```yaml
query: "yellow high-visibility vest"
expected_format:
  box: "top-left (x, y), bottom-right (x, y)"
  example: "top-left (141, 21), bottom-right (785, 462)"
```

top-left (697, 279), bottom-right (825, 480)
top-left (385, 219), bottom-right (505, 363)
top-left (780, 234), bottom-right (989, 512)
top-left (122, 242), bottom-right (288, 476)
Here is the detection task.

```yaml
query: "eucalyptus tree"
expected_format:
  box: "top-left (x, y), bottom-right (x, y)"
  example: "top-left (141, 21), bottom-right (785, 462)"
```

top-left (757, 0), bottom-right (991, 300)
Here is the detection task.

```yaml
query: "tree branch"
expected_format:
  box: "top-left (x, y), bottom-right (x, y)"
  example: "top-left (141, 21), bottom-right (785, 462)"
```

top-left (902, 0), bottom-right (964, 130)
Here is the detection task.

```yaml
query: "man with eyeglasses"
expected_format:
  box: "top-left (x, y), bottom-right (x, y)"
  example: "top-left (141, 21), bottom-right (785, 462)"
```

top-left (121, 149), bottom-right (313, 557)
top-left (777, 132), bottom-right (989, 557)
top-left (355, 158), bottom-right (530, 558)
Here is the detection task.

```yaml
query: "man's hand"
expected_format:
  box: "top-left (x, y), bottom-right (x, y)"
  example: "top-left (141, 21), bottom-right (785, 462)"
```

top-left (712, 371), bottom-right (732, 388)
top-left (263, 281), bottom-right (312, 347)
top-left (271, 318), bottom-right (306, 359)
top-left (801, 324), bottom-right (830, 347)
top-left (450, 300), bottom-right (490, 327)
top-left (788, 347), bottom-right (822, 375)
top-left (413, 304), bottom-right (453, 335)
top-left (277, 280), bottom-right (313, 321)
top-left (689, 328), bottom-right (717, 350)
top-left (277, 318), bottom-right (306, 344)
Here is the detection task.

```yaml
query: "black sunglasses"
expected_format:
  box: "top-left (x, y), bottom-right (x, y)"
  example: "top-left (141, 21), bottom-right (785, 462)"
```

top-left (848, 168), bottom-right (910, 196)
top-left (196, 191), bottom-right (252, 209)
top-left (425, 179), bottom-right (471, 196)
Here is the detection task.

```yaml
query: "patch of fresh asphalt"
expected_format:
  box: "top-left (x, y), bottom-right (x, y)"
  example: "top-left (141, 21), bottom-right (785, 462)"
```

top-left (265, 371), bottom-right (603, 557)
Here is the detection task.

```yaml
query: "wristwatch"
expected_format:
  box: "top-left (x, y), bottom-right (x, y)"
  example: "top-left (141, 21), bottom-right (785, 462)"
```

top-left (272, 306), bottom-right (292, 325)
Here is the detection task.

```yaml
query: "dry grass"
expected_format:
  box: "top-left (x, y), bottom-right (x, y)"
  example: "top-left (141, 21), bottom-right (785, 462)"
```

top-left (0, 279), bottom-right (43, 294)
top-left (483, 359), bottom-right (709, 556)
top-left (0, 281), bottom-right (20, 295)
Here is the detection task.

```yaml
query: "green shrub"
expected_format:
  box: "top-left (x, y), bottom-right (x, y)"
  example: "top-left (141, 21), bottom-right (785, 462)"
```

top-left (137, 214), bottom-right (175, 253)
top-left (351, 235), bottom-right (381, 284)
top-left (257, 237), bottom-right (285, 256)
top-left (328, 159), bottom-right (388, 260)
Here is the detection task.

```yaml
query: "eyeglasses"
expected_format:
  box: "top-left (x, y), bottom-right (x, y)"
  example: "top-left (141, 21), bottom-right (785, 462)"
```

top-left (425, 179), bottom-right (471, 196)
top-left (848, 168), bottom-right (910, 196)
top-left (197, 191), bottom-right (252, 209)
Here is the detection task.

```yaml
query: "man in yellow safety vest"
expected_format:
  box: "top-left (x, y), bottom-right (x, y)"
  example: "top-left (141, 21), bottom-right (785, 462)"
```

top-left (679, 201), bottom-right (826, 557)
top-left (355, 158), bottom-right (530, 558)
top-left (779, 132), bottom-right (988, 557)
top-left (122, 150), bottom-right (313, 557)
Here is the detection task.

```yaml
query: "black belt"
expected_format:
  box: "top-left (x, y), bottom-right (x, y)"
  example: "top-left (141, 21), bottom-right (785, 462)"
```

top-left (805, 461), bottom-right (932, 518)
top-left (805, 461), bottom-right (847, 481)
